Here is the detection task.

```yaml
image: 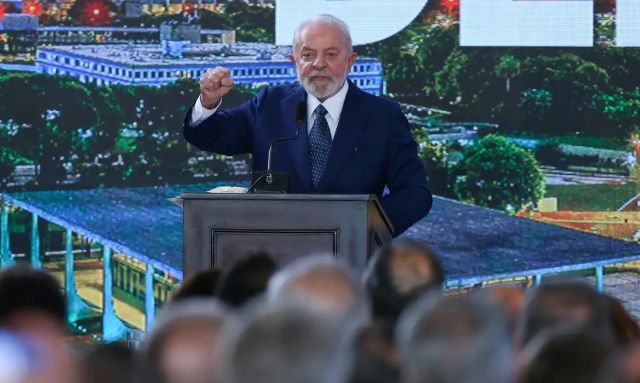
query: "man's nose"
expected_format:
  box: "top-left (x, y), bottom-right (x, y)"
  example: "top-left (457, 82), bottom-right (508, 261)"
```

top-left (313, 54), bottom-right (328, 69)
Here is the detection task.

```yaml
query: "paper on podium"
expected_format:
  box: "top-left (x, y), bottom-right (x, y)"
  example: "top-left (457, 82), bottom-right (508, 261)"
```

top-left (169, 186), bottom-right (249, 208)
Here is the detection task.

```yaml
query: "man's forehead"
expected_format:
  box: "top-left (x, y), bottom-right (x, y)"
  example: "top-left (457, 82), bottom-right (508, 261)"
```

top-left (297, 23), bottom-right (347, 48)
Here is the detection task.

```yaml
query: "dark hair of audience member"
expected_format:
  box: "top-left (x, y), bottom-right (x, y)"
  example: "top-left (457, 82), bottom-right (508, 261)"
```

top-left (604, 295), bottom-right (640, 346)
top-left (350, 321), bottom-right (400, 383)
top-left (79, 343), bottom-right (134, 383)
top-left (521, 281), bottom-right (613, 346)
top-left (217, 252), bottom-right (278, 307)
top-left (0, 265), bottom-right (66, 327)
top-left (522, 330), bottom-right (612, 383)
top-left (364, 239), bottom-right (444, 323)
top-left (169, 268), bottom-right (222, 304)
top-left (600, 341), bottom-right (640, 383)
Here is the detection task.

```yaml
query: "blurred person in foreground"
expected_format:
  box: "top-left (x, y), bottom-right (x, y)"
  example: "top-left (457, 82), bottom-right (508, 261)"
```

top-left (520, 281), bottom-right (614, 348)
top-left (520, 330), bottom-right (611, 383)
top-left (169, 268), bottom-right (222, 304)
top-left (217, 252), bottom-right (278, 307)
top-left (78, 343), bottom-right (134, 383)
top-left (0, 265), bottom-right (78, 383)
top-left (396, 293), bottom-right (514, 383)
top-left (601, 341), bottom-right (640, 383)
top-left (219, 300), bottom-right (354, 383)
top-left (143, 298), bottom-right (228, 383)
top-left (364, 239), bottom-right (444, 324)
top-left (267, 255), bottom-right (369, 326)
top-left (349, 321), bottom-right (400, 383)
top-left (473, 283), bottom-right (525, 341)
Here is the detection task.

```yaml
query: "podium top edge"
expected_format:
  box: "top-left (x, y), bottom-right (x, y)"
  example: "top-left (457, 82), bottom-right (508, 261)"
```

top-left (179, 193), bottom-right (377, 201)
top-left (179, 192), bottom-right (395, 235)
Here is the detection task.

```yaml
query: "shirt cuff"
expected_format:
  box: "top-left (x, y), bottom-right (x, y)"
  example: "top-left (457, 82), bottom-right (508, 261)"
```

top-left (190, 95), bottom-right (221, 126)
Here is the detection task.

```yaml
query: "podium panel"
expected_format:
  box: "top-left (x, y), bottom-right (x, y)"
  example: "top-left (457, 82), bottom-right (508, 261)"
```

top-left (182, 193), bottom-right (393, 277)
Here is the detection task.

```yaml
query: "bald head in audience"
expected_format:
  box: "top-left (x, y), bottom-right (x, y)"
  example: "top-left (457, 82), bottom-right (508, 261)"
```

top-left (220, 301), bottom-right (353, 383)
top-left (268, 256), bottom-right (369, 322)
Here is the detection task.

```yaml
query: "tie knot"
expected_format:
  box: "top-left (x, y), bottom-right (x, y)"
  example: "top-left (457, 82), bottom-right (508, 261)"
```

top-left (315, 104), bottom-right (328, 117)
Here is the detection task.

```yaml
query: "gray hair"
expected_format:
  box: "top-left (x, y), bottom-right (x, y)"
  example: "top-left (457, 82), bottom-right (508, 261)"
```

top-left (292, 14), bottom-right (353, 53)
top-left (267, 255), bottom-right (370, 326)
top-left (144, 297), bottom-right (228, 354)
top-left (397, 294), bottom-right (514, 383)
top-left (219, 301), bottom-right (353, 383)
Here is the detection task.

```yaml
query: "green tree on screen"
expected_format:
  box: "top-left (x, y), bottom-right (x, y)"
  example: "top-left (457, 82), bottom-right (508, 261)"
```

top-left (494, 55), bottom-right (521, 93)
top-left (453, 135), bottom-right (545, 212)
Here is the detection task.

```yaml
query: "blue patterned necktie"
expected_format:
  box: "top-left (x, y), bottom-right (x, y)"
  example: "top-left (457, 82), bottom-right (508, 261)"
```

top-left (309, 104), bottom-right (332, 188)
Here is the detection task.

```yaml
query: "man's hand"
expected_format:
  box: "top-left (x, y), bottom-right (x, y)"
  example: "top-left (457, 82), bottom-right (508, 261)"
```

top-left (200, 66), bottom-right (234, 109)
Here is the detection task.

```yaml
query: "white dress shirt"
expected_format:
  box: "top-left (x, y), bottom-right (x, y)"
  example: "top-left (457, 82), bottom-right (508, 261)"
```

top-left (189, 81), bottom-right (350, 140)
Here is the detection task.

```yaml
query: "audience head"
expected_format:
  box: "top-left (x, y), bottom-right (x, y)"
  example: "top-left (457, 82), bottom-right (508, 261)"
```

top-left (473, 283), bottom-right (525, 339)
top-left (603, 295), bottom-right (640, 346)
top-left (268, 255), bottom-right (369, 323)
top-left (78, 343), bottom-right (134, 383)
top-left (0, 265), bottom-right (66, 329)
top-left (0, 265), bottom-right (76, 383)
top-left (218, 252), bottom-right (278, 307)
top-left (145, 298), bottom-right (228, 383)
top-left (220, 300), bottom-right (353, 383)
top-left (397, 293), bottom-right (513, 383)
top-left (364, 239), bottom-right (444, 323)
top-left (521, 330), bottom-right (611, 383)
top-left (521, 281), bottom-right (613, 346)
top-left (601, 341), bottom-right (640, 383)
top-left (350, 321), bottom-right (400, 383)
top-left (170, 269), bottom-right (222, 303)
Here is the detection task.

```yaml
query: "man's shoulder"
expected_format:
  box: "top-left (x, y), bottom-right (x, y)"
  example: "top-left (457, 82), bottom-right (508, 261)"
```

top-left (354, 86), bottom-right (401, 113)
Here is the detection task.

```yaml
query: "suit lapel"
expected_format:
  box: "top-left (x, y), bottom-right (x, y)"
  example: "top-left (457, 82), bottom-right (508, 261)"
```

top-left (316, 82), bottom-right (367, 193)
top-left (280, 87), bottom-right (313, 192)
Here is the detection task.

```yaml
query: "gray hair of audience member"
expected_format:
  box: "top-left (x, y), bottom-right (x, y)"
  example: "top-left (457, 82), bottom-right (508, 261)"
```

top-left (520, 280), bottom-right (613, 347)
top-left (396, 293), bottom-right (514, 383)
top-left (267, 255), bottom-right (370, 325)
top-left (292, 14), bottom-right (353, 53)
top-left (143, 298), bottom-right (228, 383)
top-left (219, 300), bottom-right (354, 383)
top-left (147, 298), bottom-right (228, 340)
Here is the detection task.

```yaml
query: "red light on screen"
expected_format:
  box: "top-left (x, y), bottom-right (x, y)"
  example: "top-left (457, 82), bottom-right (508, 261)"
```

top-left (23, 0), bottom-right (41, 16)
top-left (81, 0), bottom-right (113, 25)
top-left (182, 2), bottom-right (194, 14)
top-left (442, 0), bottom-right (459, 10)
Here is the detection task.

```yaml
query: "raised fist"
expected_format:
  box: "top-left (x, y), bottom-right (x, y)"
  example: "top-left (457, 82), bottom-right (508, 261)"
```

top-left (200, 66), bottom-right (234, 109)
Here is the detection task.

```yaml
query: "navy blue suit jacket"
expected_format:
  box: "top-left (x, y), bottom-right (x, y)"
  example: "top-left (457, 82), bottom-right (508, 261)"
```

top-left (183, 82), bottom-right (432, 236)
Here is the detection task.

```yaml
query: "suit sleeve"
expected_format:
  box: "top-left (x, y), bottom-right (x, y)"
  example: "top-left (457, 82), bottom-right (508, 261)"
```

top-left (182, 87), bottom-right (269, 155)
top-left (380, 103), bottom-right (433, 236)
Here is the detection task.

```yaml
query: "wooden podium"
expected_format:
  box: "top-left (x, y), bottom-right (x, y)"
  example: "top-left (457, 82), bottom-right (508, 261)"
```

top-left (181, 193), bottom-right (394, 277)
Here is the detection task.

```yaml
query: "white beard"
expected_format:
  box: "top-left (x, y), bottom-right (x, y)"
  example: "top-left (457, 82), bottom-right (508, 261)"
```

top-left (298, 70), bottom-right (347, 100)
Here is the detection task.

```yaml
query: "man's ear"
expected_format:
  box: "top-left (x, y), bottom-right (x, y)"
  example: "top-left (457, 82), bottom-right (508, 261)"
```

top-left (347, 51), bottom-right (357, 68)
top-left (288, 54), bottom-right (296, 65)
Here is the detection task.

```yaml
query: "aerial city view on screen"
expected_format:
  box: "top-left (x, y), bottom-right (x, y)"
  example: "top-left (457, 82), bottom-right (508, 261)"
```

top-left (1, 0), bottom-right (640, 341)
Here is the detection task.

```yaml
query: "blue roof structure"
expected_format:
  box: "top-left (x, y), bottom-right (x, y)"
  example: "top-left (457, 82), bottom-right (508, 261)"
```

top-left (1, 183), bottom-right (231, 279)
top-left (402, 197), bottom-right (640, 286)
top-left (3, 185), bottom-right (640, 285)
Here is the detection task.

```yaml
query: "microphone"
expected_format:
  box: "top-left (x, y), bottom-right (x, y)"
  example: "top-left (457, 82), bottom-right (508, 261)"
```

top-left (267, 101), bottom-right (306, 171)
top-left (248, 101), bottom-right (306, 193)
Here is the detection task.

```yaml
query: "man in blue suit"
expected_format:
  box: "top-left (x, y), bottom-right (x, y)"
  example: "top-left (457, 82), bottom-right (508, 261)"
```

top-left (183, 15), bottom-right (432, 236)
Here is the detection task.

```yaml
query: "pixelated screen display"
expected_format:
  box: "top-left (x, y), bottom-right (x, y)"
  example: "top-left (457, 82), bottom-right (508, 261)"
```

top-left (1, 0), bottom-right (640, 335)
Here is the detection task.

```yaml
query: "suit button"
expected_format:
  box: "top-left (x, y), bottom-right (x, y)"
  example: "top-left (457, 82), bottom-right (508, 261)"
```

top-left (354, 146), bottom-right (358, 152)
